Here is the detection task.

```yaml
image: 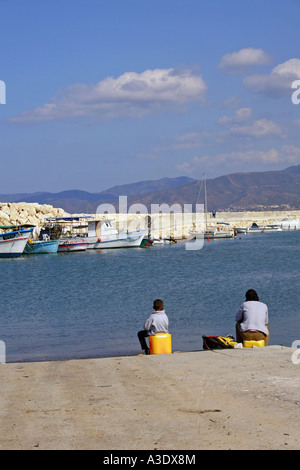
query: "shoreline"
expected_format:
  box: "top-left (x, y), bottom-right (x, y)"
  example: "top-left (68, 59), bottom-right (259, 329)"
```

top-left (1, 346), bottom-right (299, 450)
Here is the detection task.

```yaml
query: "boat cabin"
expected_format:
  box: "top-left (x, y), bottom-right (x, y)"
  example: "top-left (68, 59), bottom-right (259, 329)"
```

top-left (87, 218), bottom-right (117, 237)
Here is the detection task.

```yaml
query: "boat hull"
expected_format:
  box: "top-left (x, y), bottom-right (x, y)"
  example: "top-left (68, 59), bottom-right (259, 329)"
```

top-left (204, 230), bottom-right (234, 239)
top-left (84, 230), bottom-right (147, 249)
top-left (191, 230), bottom-right (234, 239)
top-left (0, 229), bottom-right (33, 258)
top-left (24, 240), bottom-right (59, 254)
top-left (58, 239), bottom-right (89, 252)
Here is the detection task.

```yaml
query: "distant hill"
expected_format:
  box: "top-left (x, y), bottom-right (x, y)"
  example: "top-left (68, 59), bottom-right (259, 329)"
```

top-left (0, 166), bottom-right (299, 213)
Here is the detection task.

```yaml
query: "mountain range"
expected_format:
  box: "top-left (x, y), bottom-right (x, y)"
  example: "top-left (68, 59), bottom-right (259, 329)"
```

top-left (1, 165), bottom-right (299, 213)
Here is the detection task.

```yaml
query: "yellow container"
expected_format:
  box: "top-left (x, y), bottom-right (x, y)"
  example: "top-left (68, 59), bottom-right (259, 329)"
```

top-left (149, 333), bottom-right (172, 355)
top-left (243, 339), bottom-right (265, 348)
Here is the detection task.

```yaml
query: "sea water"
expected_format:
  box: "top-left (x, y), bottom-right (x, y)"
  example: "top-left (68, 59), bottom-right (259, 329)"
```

top-left (0, 230), bottom-right (299, 362)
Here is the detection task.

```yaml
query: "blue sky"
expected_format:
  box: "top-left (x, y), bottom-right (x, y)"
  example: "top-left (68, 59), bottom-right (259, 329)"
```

top-left (1, 0), bottom-right (300, 193)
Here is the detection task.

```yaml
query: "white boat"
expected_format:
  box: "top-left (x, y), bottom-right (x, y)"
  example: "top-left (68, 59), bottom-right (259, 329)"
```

top-left (236, 223), bottom-right (283, 234)
top-left (84, 218), bottom-right (147, 249)
top-left (58, 238), bottom-right (89, 252)
top-left (262, 226), bottom-right (283, 233)
top-left (247, 223), bottom-right (283, 233)
top-left (203, 226), bottom-right (235, 239)
top-left (189, 173), bottom-right (235, 240)
top-left (151, 237), bottom-right (177, 245)
top-left (0, 226), bottom-right (33, 258)
top-left (247, 223), bottom-right (264, 233)
top-left (151, 238), bottom-right (164, 245)
top-left (267, 218), bottom-right (300, 230)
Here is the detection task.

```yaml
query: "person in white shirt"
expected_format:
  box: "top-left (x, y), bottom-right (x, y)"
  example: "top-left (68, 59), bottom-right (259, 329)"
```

top-left (235, 289), bottom-right (269, 345)
top-left (138, 299), bottom-right (169, 355)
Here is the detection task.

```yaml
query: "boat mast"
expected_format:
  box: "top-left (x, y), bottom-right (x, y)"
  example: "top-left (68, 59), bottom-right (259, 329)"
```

top-left (204, 172), bottom-right (207, 229)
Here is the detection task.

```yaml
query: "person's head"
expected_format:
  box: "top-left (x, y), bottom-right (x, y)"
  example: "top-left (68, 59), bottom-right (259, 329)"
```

top-left (245, 289), bottom-right (259, 301)
top-left (153, 299), bottom-right (164, 311)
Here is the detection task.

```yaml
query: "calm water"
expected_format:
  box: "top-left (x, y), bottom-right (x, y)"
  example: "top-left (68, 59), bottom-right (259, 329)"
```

top-left (0, 230), bottom-right (299, 362)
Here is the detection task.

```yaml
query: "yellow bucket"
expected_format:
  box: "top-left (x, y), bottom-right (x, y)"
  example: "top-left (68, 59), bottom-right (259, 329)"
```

top-left (243, 339), bottom-right (265, 348)
top-left (149, 333), bottom-right (172, 355)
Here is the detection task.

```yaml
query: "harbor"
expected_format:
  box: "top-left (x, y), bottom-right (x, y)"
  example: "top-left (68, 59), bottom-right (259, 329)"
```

top-left (2, 0), bottom-right (300, 452)
top-left (0, 202), bottom-right (300, 257)
top-left (0, 227), bottom-right (298, 363)
top-left (0, 203), bottom-right (299, 451)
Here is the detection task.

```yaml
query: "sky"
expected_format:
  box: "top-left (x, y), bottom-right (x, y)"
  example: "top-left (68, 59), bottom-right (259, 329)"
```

top-left (1, 0), bottom-right (300, 194)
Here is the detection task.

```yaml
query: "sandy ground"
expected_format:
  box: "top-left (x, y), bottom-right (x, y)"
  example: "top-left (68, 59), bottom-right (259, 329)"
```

top-left (0, 346), bottom-right (299, 450)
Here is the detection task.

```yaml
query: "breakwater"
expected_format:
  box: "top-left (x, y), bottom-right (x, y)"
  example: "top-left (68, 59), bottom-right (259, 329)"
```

top-left (0, 202), bottom-right (68, 227)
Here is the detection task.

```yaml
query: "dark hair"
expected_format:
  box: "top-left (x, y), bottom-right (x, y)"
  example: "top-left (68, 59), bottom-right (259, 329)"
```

top-left (245, 289), bottom-right (259, 301)
top-left (153, 299), bottom-right (164, 311)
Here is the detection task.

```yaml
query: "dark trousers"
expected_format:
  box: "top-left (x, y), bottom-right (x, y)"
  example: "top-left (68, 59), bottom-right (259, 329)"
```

top-left (137, 330), bottom-right (149, 351)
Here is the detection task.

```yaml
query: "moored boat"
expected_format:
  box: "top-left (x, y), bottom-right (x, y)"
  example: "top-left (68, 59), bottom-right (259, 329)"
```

top-left (189, 173), bottom-right (235, 240)
top-left (24, 238), bottom-right (60, 254)
top-left (58, 238), bottom-right (89, 252)
top-left (83, 218), bottom-right (147, 249)
top-left (262, 226), bottom-right (283, 233)
top-left (247, 223), bottom-right (264, 233)
top-left (141, 234), bottom-right (152, 246)
top-left (204, 226), bottom-right (235, 239)
top-left (0, 226), bottom-right (33, 258)
top-left (267, 218), bottom-right (300, 230)
top-left (234, 227), bottom-right (248, 234)
top-left (45, 216), bottom-right (147, 250)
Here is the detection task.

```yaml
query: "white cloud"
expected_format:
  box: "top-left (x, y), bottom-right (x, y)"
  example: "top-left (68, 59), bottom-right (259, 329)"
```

top-left (9, 68), bottom-right (207, 123)
top-left (218, 108), bottom-right (284, 139)
top-left (243, 58), bottom-right (300, 97)
top-left (173, 131), bottom-right (209, 150)
top-left (177, 145), bottom-right (300, 173)
top-left (230, 119), bottom-right (284, 138)
top-left (218, 107), bottom-right (252, 125)
top-left (219, 47), bottom-right (272, 72)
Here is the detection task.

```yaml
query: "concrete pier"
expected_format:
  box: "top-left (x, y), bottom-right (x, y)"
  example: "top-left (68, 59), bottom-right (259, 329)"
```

top-left (0, 346), bottom-right (299, 450)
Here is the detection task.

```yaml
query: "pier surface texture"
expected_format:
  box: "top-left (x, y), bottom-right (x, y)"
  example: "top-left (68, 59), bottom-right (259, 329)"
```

top-left (0, 346), bottom-right (299, 450)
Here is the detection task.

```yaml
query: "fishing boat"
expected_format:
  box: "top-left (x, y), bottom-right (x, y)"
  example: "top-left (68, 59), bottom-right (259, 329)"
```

top-left (24, 236), bottom-right (60, 254)
top-left (84, 218), bottom-right (147, 249)
top-left (58, 238), bottom-right (89, 252)
top-left (45, 216), bottom-right (146, 250)
top-left (0, 225), bottom-right (33, 258)
top-left (43, 216), bottom-right (91, 252)
top-left (141, 234), bottom-right (152, 246)
top-left (189, 173), bottom-right (235, 240)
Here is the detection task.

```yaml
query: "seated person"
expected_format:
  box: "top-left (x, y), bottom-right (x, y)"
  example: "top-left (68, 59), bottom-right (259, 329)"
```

top-left (235, 289), bottom-right (269, 345)
top-left (137, 299), bottom-right (169, 355)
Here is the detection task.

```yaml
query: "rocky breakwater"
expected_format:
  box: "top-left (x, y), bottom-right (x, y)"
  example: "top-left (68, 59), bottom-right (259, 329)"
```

top-left (0, 202), bottom-right (69, 228)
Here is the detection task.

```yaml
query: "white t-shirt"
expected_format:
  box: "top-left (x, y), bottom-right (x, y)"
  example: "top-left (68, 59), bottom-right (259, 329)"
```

top-left (236, 300), bottom-right (269, 335)
top-left (143, 309), bottom-right (169, 335)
